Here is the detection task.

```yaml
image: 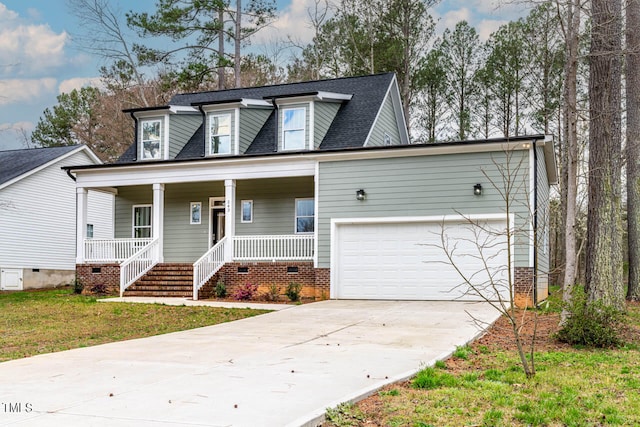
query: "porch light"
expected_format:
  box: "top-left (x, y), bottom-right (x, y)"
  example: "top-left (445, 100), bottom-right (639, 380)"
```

top-left (473, 183), bottom-right (482, 196)
top-left (356, 189), bottom-right (366, 201)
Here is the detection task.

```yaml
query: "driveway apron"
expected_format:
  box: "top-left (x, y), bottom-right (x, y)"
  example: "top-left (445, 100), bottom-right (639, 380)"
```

top-left (0, 300), bottom-right (500, 427)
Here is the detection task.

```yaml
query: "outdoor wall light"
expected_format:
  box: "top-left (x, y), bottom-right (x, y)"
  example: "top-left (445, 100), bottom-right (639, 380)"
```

top-left (474, 183), bottom-right (483, 196)
top-left (356, 189), bottom-right (366, 201)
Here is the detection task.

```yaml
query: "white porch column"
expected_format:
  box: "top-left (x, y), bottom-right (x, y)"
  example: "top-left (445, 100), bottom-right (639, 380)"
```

top-left (153, 183), bottom-right (165, 263)
top-left (225, 179), bottom-right (236, 262)
top-left (76, 187), bottom-right (88, 264)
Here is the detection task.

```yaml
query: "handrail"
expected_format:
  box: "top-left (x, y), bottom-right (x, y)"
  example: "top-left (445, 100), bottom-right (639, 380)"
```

top-left (192, 237), bottom-right (227, 300)
top-left (233, 234), bottom-right (314, 261)
top-left (119, 238), bottom-right (160, 297)
top-left (84, 238), bottom-right (154, 263)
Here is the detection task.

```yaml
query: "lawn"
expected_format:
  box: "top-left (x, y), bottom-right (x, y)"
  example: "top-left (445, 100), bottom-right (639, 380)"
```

top-left (0, 287), bottom-right (270, 362)
top-left (325, 289), bottom-right (640, 427)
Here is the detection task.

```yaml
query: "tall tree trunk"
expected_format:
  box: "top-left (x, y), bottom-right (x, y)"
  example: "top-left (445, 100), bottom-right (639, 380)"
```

top-left (235, 0), bottom-right (242, 88)
top-left (561, 0), bottom-right (580, 323)
top-left (218, 8), bottom-right (226, 90)
top-left (627, 0), bottom-right (640, 301)
top-left (586, 0), bottom-right (625, 310)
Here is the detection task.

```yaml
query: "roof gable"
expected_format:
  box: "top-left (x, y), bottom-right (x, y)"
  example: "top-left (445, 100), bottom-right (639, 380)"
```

top-left (0, 145), bottom-right (98, 189)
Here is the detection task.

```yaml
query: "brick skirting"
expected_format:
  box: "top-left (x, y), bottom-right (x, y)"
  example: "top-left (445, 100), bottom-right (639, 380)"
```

top-left (210, 262), bottom-right (330, 302)
top-left (514, 267), bottom-right (549, 308)
top-left (76, 264), bottom-right (120, 295)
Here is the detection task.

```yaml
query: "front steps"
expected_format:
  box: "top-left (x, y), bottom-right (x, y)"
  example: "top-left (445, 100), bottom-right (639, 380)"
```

top-left (124, 263), bottom-right (194, 297)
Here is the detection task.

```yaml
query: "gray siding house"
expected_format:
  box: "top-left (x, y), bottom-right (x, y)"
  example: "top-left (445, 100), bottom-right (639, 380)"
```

top-left (67, 73), bottom-right (556, 307)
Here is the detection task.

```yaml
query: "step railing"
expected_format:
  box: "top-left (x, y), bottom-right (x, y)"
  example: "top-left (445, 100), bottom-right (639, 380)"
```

top-left (192, 237), bottom-right (227, 300)
top-left (119, 238), bottom-right (160, 297)
top-left (233, 234), bottom-right (314, 261)
top-left (85, 238), bottom-right (154, 263)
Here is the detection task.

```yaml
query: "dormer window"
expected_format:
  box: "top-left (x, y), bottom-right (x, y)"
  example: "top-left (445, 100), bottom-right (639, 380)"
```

top-left (209, 113), bottom-right (232, 155)
top-left (140, 119), bottom-right (162, 160)
top-left (282, 108), bottom-right (306, 150)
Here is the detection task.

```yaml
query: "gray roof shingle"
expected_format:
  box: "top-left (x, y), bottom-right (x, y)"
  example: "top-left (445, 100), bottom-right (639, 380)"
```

top-left (118, 73), bottom-right (396, 163)
top-left (0, 145), bottom-right (81, 187)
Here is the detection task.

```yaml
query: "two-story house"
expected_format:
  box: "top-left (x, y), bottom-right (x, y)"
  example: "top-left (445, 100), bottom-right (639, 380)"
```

top-left (66, 73), bottom-right (556, 307)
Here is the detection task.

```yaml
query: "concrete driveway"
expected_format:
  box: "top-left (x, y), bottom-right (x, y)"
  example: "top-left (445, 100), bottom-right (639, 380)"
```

top-left (0, 300), bottom-right (500, 427)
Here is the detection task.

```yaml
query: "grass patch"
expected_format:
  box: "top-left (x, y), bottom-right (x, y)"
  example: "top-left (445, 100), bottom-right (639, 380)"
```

top-left (325, 298), bottom-right (640, 427)
top-left (0, 287), bottom-right (270, 362)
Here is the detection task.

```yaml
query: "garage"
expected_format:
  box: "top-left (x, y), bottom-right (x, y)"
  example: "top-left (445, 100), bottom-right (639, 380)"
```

top-left (332, 216), bottom-right (511, 301)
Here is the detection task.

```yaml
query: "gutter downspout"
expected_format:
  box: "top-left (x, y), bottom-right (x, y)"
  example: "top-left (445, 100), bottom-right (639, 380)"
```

top-left (532, 139), bottom-right (539, 304)
top-left (198, 105), bottom-right (207, 157)
top-left (130, 112), bottom-right (138, 161)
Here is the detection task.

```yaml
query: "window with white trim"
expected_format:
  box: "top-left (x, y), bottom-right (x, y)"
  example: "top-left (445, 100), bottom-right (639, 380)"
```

top-left (295, 198), bottom-right (314, 233)
top-left (140, 119), bottom-right (162, 160)
top-left (86, 224), bottom-right (94, 238)
top-left (190, 202), bottom-right (202, 224)
top-left (133, 205), bottom-right (152, 238)
top-left (209, 113), bottom-right (232, 155)
top-left (282, 108), bottom-right (306, 150)
top-left (241, 200), bottom-right (253, 223)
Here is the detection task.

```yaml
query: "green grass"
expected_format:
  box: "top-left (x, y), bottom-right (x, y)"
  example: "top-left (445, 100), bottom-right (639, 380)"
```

top-left (325, 290), bottom-right (640, 426)
top-left (0, 287), bottom-right (270, 362)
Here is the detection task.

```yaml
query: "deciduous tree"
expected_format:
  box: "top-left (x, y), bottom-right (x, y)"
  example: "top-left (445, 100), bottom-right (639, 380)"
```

top-left (626, 0), bottom-right (640, 301)
top-left (586, 0), bottom-right (625, 310)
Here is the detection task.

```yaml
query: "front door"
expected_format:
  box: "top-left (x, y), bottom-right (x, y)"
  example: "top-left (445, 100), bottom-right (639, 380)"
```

top-left (1, 268), bottom-right (23, 291)
top-left (210, 197), bottom-right (226, 246)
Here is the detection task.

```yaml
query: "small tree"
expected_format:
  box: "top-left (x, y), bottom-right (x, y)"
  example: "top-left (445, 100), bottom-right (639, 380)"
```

top-left (432, 146), bottom-right (544, 378)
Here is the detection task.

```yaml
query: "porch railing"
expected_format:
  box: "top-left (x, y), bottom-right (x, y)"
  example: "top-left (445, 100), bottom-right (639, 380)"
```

top-left (85, 238), bottom-right (154, 263)
top-left (192, 237), bottom-right (227, 301)
top-left (119, 238), bottom-right (160, 297)
top-left (233, 234), bottom-right (314, 261)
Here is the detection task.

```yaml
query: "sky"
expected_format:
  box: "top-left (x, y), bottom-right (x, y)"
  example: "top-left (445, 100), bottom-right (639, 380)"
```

top-left (0, 0), bottom-right (526, 151)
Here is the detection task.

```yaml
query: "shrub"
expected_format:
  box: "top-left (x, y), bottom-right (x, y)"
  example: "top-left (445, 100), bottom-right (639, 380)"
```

top-left (232, 283), bottom-right (258, 301)
top-left (262, 284), bottom-right (281, 302)
top-left (90, 283), bottom-right (108, 295)
top-left (556, 286), bottom-right (625, 348)
top-left (285, 282), bottom-right (302, 302)
top-left (214, 280), bottom-right (226, 298)
top-left (71, 276), bottom-right (84, 294)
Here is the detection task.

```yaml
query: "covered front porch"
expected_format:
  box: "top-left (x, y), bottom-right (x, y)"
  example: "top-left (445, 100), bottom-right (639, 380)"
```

top-left (74, 161), bottom-right (321, 299)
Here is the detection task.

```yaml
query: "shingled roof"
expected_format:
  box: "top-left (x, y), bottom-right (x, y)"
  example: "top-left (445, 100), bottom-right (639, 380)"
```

top-left (0, 145), bottom-right (82, 188)
top-left (118, 73), bottom-right (397, 163)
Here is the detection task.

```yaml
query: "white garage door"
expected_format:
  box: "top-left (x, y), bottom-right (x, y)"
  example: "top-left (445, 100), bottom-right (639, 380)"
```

top-left (334, 218), bottom-right (510, 301)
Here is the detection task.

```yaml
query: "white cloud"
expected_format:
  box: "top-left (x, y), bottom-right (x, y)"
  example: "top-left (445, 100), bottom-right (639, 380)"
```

top-left (0, 78), bottom-right (57, 106)
top-left (58, 77), bottom-right (104, 94)
top-left (477, 19), bottom-right (510, 41)
top-left (0, 25), bottom-right (68, 76)
top-left (0, 3), bottom-right (69, 78)
top-left (0, 3), bottom-right (18, 22)
top-left (253, 0), bottom-right (335, 48)
top-left (436, 7), bottom-right (472, 36)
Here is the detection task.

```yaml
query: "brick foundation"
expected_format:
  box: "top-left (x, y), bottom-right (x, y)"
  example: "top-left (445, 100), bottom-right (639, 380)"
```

top-left (514, 267), bottom-right (550, 308)
top-left (209, 262), bottom-right (329, 302)
top-left (76, 264), bottom-right (120, 295)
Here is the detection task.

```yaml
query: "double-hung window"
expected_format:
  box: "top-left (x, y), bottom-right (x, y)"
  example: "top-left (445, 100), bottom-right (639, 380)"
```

top-left (295, 198), bottom-right (314, 233)
top-left (209, 114), bottom-right (232, 155)
top-left (140, 119), bottom-right (162, 160)
top-left (133, 205), bottom-right (152, 238)
top-left (282, 108), bottom-right (306, 150)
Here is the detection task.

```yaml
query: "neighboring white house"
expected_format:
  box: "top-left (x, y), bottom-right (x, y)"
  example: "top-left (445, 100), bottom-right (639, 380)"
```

top-left (0, 145), bottom-right (114, 290)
